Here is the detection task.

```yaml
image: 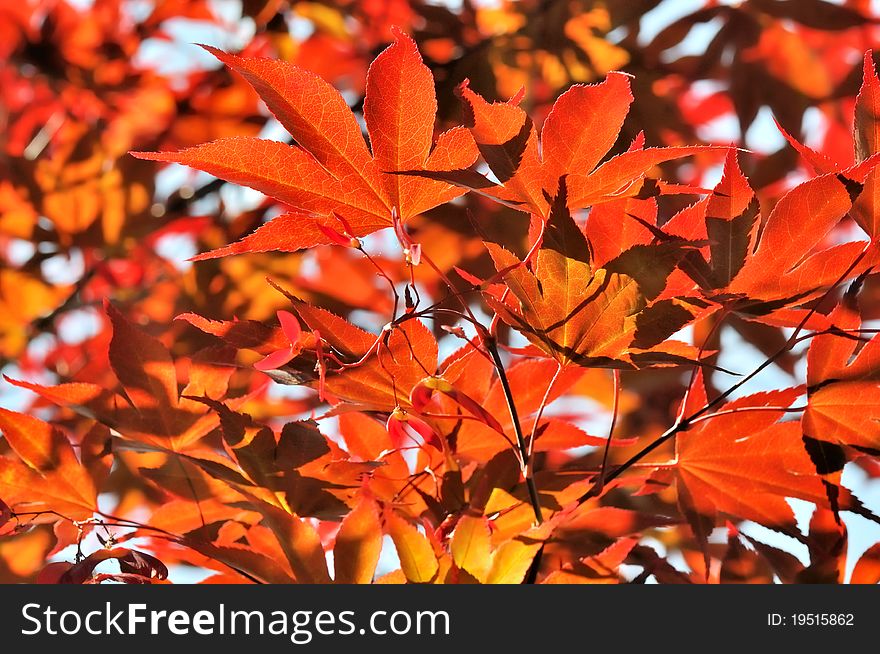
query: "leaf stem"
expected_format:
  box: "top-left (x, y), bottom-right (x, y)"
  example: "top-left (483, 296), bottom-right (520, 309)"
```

top-left (526, 362), bottom-right (563, 462)
top-left (486, 337), bottom-right (543, 524)
top-left (596, 369), bottom-right (621, 493)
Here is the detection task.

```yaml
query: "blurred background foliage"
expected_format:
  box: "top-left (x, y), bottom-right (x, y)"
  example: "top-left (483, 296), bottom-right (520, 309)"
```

top-left (2, 0), bottom-right (880, 582)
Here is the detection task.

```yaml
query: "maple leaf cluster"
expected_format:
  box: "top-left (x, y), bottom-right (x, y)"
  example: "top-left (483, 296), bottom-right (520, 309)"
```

top-left (3, 0), bottom-right (880, 585)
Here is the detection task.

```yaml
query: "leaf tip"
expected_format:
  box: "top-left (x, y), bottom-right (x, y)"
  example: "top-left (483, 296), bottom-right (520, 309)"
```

top-left (188, 247), bottom-right (229, 262)
top-left (128, 150), bottom-right (166, 161)
top-left (389, 25), bottom-right (415, 46)
top-left (196, 43), bottom-right (227, 59)
top-left (863, 50), bottom-right (878, 85)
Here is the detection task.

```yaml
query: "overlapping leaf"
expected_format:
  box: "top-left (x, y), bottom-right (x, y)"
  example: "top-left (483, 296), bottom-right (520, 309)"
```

top-left (483, 183), bottom-right (703, 369)
top-left (0, 409), bottom-right (97, 521)
top-left (404, 71), bottom-right (714, 217)
top-left (132, 29), bottom-right (477, 258)
top-left (783, 51), bottom-right (880, 240)
top-left (9, 302), bottom-right (237, 452)
top-left (803, 297), bottom-right (880, 453)
top-left (184, 290), bottom-right (438, 412)
top-left (667, 149), bottom-right (880, 319)
top-left (671, 379), bottom-right (866, 559)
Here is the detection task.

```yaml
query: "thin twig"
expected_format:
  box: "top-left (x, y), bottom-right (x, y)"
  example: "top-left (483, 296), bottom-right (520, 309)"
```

top-left (486, 337), bottom-right (543, 524)
top-left (596, 369), bottom-right (621, 493)
top-left (526, 362), bottom-right (563, 462)
top-left (576, 244), bottom-right (872, 505)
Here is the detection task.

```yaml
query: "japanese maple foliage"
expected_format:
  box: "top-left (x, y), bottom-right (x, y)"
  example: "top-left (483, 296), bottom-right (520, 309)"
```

top-left (3, 0), bottom-right (880, 586)
top-left (133, 31), bottom-right (478, 258)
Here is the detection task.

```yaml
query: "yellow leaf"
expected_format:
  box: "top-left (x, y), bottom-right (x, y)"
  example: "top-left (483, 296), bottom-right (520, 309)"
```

top-left (451, 515), bottom-right (492, 582)
top-left (386, 510), bottom-right (438, 584)
top-left (334, 497), bottom-right (383, 584)
top-left (486, 537), bottom-right (542, 584)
